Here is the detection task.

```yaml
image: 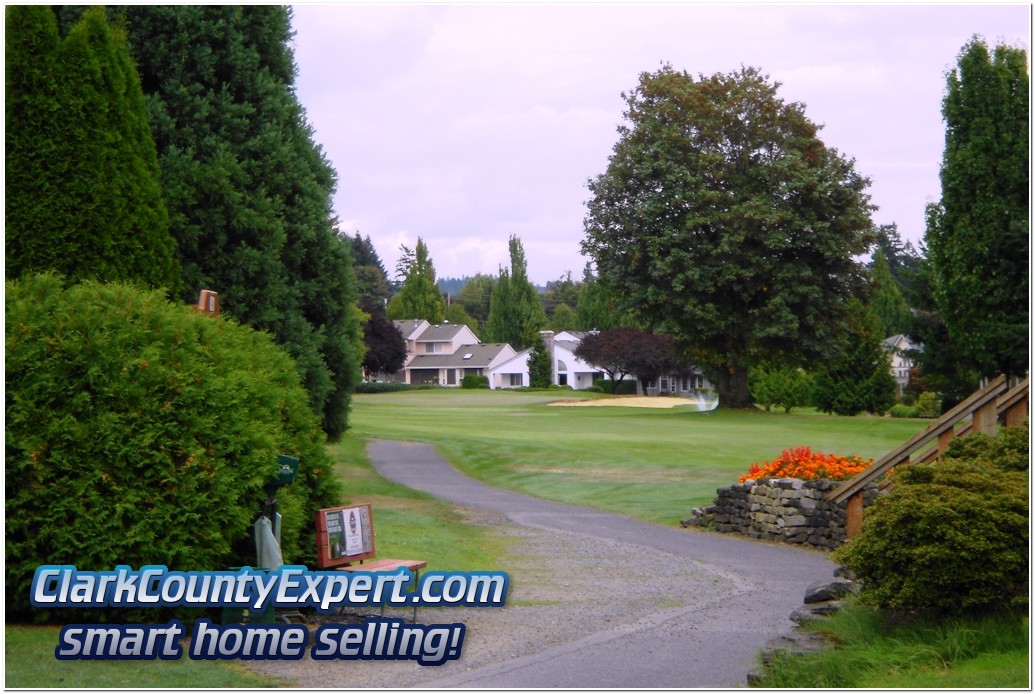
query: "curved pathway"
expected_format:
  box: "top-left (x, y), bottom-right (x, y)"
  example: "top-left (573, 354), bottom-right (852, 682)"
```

top-left (364, 439), bottom-right (835, 688)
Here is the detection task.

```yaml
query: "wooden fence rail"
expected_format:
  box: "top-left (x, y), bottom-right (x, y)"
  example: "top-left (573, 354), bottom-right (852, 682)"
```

top-left (827, 374), bottom-right (1029, 539)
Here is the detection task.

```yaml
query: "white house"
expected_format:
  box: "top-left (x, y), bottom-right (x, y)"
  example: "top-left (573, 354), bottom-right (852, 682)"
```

top-left (883, 334), bottom-right (921, 397)
top-left (487, 348), bottom-right (531, 389)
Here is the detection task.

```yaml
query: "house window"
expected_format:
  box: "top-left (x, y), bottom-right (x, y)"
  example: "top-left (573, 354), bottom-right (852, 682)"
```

top-left (681, 377), bottom-right (690, 391)
top-left (660, 376), bottom-right (669, 392)
top-left (426, 342), bottom-right (442, 354)
top-left (509, 373), bottom-right (523, 387)
top-left (647, 379), bottom-right (656, 389)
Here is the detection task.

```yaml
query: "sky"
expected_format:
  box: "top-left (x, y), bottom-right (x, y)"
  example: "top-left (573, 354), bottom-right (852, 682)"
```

top-left (289, 2), bottom-right (1031, 285)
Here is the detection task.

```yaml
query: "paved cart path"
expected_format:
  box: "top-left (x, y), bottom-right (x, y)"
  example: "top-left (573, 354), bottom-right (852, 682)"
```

top-left (362, 439), bottom-right (834, 688)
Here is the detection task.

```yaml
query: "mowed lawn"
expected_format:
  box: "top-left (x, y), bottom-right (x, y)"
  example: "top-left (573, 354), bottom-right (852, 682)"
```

top-left (348, 390), bottom-right (928, 525)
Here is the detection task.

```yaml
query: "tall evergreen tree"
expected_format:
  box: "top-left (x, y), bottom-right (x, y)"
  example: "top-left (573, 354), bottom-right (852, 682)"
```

top-left (54, 6), bottom-right (364, 440)
top-left (812, 299), bottom-right (897, 416)
top-left (869, 248), bottom-right (911, 338)
top-left (389, 237), bottom-right (445, 322)
top-left (484, 236), bottom-right (547, 349)
top-left (6, 6), bottom-right (178, 290)
top-left (527, 337), bottom-right (553, 388)
top-left (926, 36), bottom-right (1029, 379)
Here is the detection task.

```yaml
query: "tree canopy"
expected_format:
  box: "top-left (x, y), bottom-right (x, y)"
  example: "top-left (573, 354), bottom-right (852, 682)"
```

top-left (483, 236), bottom-right (547, 349)
top-left (5, 6), bottom-right (179, 291)
top-left (52, 6), bottom-right (365, 440)
top-left (389, 237), bottom-right (445, 323)
top-left (582, 65), bottom-right (875, 407)
top-left (926, 36), bottom-right (1029, 379)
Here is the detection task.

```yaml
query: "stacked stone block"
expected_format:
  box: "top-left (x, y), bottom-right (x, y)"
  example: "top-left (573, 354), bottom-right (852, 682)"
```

top-left (684, 478), bottom-right (879, 549)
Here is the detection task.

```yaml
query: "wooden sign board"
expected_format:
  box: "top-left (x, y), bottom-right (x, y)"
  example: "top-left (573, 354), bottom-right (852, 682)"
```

top-left (315, 504), bottom-right (376, 568)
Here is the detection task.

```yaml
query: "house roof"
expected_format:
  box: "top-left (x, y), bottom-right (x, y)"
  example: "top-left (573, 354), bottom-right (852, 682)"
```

top-left (416, 323), bottom-right (477, 343)
top-left (407, 343), bottom-right (513, 369)
top-left (882, 334), bottom-right (921, 353)
top-left (393, 319), bottom-right (429, 340)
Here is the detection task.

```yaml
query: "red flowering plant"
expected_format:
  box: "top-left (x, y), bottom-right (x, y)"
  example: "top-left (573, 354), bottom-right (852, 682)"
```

top-left (738, 446), bottom-right (873, 483)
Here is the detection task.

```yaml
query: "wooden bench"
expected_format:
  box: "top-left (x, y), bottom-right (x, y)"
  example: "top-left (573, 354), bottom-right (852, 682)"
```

top-left (314, 503), bottom-right (427, 620)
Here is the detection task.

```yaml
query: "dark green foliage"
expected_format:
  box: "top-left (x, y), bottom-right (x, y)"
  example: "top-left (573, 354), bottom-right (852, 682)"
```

top-left (582, 65), bottom-right (875, 407)
top-left (813, 300), bottom-right (897, 416)
top-left (5, 274), bottom-right (342, 622)
top-left (926, 37), bottom-right (1029, 379)
top-left (834, 424), bottom-right (1029, 617)
top-left (55, 5), bottom-right (364, 441)
top-left (5, 6), bottom-right (179, 291)
top-left (461, 374), bottom-right (490, 390)
top-left (484, 236), bottom-right (547, 349)
top-left (355, 382), bottom-right (413, 394)
top-left (456, 274), bottom-right (496, 326)
top-left (869, 248), bottom-right (911, 338)
top-left (528, 338), bottom-right (553, 388)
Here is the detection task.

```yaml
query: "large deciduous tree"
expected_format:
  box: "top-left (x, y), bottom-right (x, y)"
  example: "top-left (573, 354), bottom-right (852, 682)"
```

top-left (6, 6), bottom-right (179, 291)
top-left (53, 5), bottom-right (364, 440)
top-left (574, 327), bottom-right (677, 394)
top-left (582, 65), bottom-right (875, 407)
top-left (925, 37), bottom-right (1029, 379)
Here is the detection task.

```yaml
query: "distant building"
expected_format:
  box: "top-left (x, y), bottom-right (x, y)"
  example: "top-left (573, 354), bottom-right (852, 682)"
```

top-left (882, 334), bottom-right (921, 398)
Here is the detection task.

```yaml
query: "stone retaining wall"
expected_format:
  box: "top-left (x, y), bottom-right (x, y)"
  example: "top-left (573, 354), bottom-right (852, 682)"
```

top-left (684, 478), bottom-right (880, 549)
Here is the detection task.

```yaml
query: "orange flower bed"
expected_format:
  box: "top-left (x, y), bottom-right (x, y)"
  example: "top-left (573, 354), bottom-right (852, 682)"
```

top-left (738, 446), bottom-right (873, 483)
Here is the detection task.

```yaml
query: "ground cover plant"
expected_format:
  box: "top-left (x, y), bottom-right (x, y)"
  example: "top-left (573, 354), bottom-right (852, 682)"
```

top-left (347, 389), bottom-right (927, 525)
top-left (752, 600), bottom-right (1029, 688)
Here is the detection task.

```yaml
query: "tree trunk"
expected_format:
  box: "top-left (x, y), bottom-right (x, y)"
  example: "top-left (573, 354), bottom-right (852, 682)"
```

top-left (716, 364), bottom-right (753, 408)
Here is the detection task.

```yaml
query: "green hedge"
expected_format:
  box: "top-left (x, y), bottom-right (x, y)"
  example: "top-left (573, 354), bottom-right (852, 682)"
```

top-left (5, 274), bottom-right (342, 622)
top-left (834, 424), bottom-right (1029, 617)
top-left (461, 374), bottom-right (489, 389)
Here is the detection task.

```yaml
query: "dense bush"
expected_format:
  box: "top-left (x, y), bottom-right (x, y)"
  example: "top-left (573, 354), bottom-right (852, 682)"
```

top-left (834, 423), bottom-right (1029, 617)
top-left (889, 404), bottom-right (920, 418)
top-left (355, 381), bottom-right (412, 394)
top-left (461, 374), bottom-right (490, 389)
top-left (5, 275), bottom-right (342, 622)
top-left (593, 378), bottom-right (637, 395)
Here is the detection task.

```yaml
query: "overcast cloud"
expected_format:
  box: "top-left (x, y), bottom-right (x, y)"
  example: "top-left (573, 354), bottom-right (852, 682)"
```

top-left (290, 3), bottom-right (1030, 285)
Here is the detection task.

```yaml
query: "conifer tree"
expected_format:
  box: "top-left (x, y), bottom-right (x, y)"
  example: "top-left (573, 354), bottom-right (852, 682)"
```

top-left (6, 6), bottom-right (178, 290)
top-left (390, 237), bottom-right (445, 322)
top-left (484, 236), bottom-right (547, 349)
top-left (926, 36), bottom-right (1029, 379)
top-left (54, 6), bottom-right (364, 439)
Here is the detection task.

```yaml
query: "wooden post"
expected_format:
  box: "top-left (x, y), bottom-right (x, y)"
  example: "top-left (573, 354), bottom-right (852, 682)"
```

top-left (1005, 395), bottom-right (1028, 428)
top-left (937, 427), bottom-right (955, 455)
top-left (845, 491), bottom-right (864, 540)
top-left (972, 399), bottom-right (998, 436)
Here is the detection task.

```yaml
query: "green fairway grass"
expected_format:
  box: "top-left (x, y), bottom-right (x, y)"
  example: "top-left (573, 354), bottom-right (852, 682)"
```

top-left (348, 389), bottom-right (928, 525)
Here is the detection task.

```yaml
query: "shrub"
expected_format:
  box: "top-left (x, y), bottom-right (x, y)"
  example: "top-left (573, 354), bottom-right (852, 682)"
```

top-left (739, 447), bottom-right (874, 483)
top-left (5, 274), bottom-right (342, 622)
top-left (834, 424), bottom-right (1029, 617)
top-left (889, 404), bottom-right (920, 418)
top-left (356, 381), bottom-right (412, 394)
top-left (461, 374), bottom-right (489, 389)
top-left (916, 391), bottom-right (942, 418)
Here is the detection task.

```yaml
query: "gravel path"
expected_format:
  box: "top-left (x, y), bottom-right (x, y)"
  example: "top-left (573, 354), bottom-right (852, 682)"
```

top-left (243, 441), bottom-right (834, 688)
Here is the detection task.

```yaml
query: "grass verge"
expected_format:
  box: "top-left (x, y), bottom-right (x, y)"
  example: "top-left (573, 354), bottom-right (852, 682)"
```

top-left (754, 601), bottom-right (1029, 688)
top-left (4, 625), bottom-right (290, 688)
top-left (348, 389), bottom-right (927, 524)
